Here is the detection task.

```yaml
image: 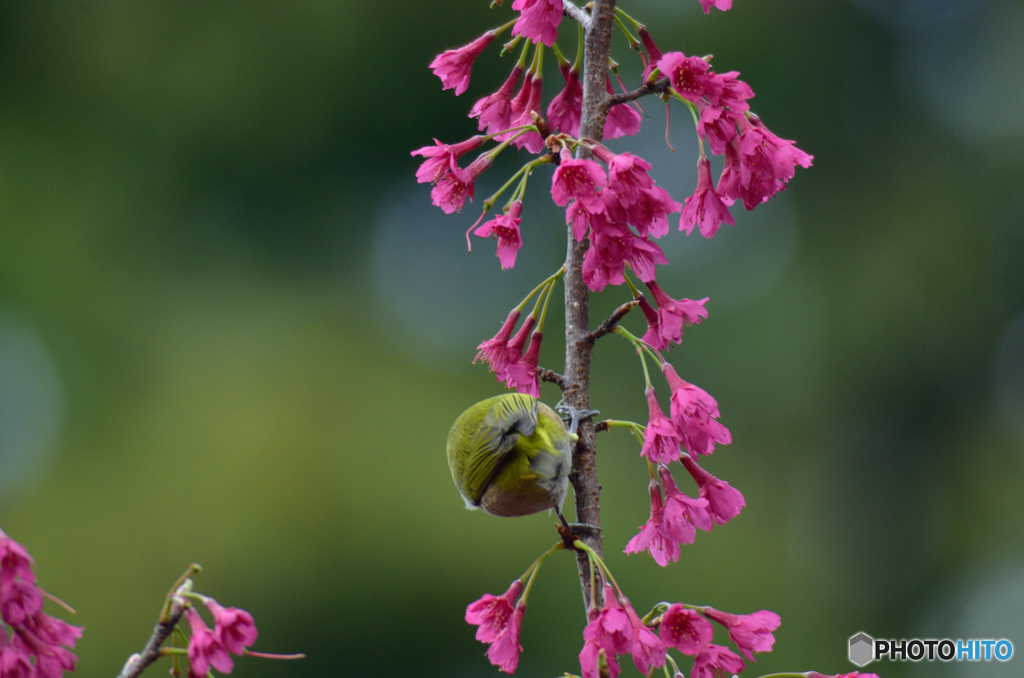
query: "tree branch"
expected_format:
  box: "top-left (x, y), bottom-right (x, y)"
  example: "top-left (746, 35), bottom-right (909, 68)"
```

top-left (115, 595), bottom-right (186, 678)
top-left (561, 0), bottom-right (591, 27)
top-left (584, 299), bottom-right (638, 345)
top-left (538, 367), bottom-right (567, 390)
top-left (608, 77), bottom-right (670, 107)
top-left (565, 0), bottom-right (617, 612)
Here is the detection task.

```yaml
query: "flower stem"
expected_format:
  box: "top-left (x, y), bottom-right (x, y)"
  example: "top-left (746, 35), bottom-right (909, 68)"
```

top-left (520, 541), bottom-right (566, 604)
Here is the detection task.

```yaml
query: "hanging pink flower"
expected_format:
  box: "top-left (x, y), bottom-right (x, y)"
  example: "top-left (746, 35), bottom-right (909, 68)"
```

top-left (638, 296), bottom-right (669, 352)
top-left (203, 599), bottom-right (258, 656)
top-left (0, 533), bottom-right (35, 584)
top-left (641, 387), bottom-right (681, 464)
top-left (582, 220), bottom-right (631, 292)
top-left (736, 113), bottom-right (813, 210)
top-left (474, 201), bottom-right (524, 269)
top-left (681, 157), bottom-right (734, 239)
top-left (548, 67), bottom-right (582, 136)
top-left (627, 236), bottom-right (668, 284)
top-left (624, 482), bottom-right (679, 566)
top-left (697, 105), bottom-right (739, 156)
top-left (429, 30), bottom-right (498, 96)
top-left (699, 0), bottom-right (733, 13)
top-left (1, 580), bottom-right (43, 627)
top-left (701, 607), bottom-right (780, 661)
top-left (486, 603), bottom-right (525, 673)
top-left (659, 466), bottom-right (712, 544)
top-left (0, 632), bottom-right (33, 678)
top-left (717, 139), bottom-right (742, 206)
top-left (621, 600), bottom-right (666, 675)
top-left (466, 580), bottom-right (524, 644)
top-left (691, 643), bottom-right (746, 678)
top-left (505, 331), bottom-right (543, 397)
top-left (627, 184), bottom-right (681, 239)
top-left (644, 281), bottom-right (708, 347)
top-left (470, 65), bottom-right (524, 135)
top-left (474, 309), bottom-right (521, 380)
top-left (661, 363), bottom-right (732, 456)
top-left (680, 455), bottom-right (745, 525)
top-left (411, 136), bottom-right (486, 185)
top-left (659, 604), bottom-right (713, 655)
top-left (551, 154), bottom-right (607, 211)
top-left (639, 29), bottom-right (664, 82)
top-left (508, 73), bottom-right (545, 153)
top-left (505, 314), bottom-right (536, 367)
top-left (604, 79), bottom-right (642, 139)
top-left (590, 146), bottom-right (654, 209)
top-left (585, 585), bottom-right (636, 654)
top-left (657, 53), bottom-right (715, 104)
top-left (431, 155), bottom-right (492, 214)
top-left (185, 607), bottom-right (234, 677)
top-left (511, 0), bottom-right (562, 47)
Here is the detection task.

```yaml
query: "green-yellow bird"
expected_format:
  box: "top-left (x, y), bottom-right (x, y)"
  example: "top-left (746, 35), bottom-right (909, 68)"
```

top-left (447, 393), bottom-right (574, 518)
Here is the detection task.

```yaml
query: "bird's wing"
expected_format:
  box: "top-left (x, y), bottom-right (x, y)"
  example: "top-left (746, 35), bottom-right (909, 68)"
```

top-left (463, 394), bottom-right (538, 504)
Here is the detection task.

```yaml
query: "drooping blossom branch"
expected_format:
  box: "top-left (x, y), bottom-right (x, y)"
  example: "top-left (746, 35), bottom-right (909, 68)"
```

top-left (413, 0), bottom-right (854, 676)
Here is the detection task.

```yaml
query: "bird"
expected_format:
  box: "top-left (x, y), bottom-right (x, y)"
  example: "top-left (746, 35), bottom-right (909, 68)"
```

top-left (447, 393), bottom-right (575, 520)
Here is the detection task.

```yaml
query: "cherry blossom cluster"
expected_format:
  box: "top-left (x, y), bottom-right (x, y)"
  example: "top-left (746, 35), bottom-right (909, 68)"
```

top-left (416, 2), bottom-right (850, 678)
top-left (0, 530), bottom-right (82, 678)
top-left (183, 596), bottom-right (259, 678)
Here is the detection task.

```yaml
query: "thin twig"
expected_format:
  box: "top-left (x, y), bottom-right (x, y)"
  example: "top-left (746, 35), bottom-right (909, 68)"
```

top-left (538, 367), bottom-right (568, 390)
top-left (608, 77), bottom-right (670, 107)
top-left (584, 299), bottom-right (638, 345)
top-left (593, 420), bottom-right (613, 433)
top-left (116, 595), bottom-right (186, 678)
top-left (562, 0), bottom-right (591, 27)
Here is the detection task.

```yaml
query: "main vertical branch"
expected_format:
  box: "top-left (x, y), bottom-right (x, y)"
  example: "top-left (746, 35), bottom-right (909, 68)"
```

top-left (565, 0), bottom-right (617, 610)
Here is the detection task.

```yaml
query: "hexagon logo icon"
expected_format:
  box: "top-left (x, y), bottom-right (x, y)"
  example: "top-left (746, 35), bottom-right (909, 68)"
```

top-left (849, 632), bottom-right (874, 667)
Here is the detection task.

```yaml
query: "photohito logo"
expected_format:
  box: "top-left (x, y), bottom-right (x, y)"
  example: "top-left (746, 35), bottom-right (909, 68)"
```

top-left (848, 632), bottom-right (1014, 666)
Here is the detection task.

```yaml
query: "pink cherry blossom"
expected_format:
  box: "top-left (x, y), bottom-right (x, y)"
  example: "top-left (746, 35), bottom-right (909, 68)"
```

top-left (583, 584), bottom-right (635, 658)
top-left (431, 155), bottom-right (491, 214)
top-left (701, 607), bottom-right (780, 661)
top-left (697, 105), bottom-right (739, 156)
top-left (474, 201), bottom-right (524, 269)
top-left (627, 184), bottom-right (680, 239)
top-left (625, 482), bottom-right (680, 566)
top-left (505, 314), bottom-right (536, 367)
top-left (659, 466), bottom-right (712, 544)
top-left (548, 66), bottom-right (582, 136)
top-left (736, 113), bottom-right (813, 210)
top-left (508, 72), bottom-right (545, 153)
top-left (661, 363), bottom-right (732, 456)
top-left (470, 66), bottom-right (523, 135)
top-left (466, 580), bottom-right (524, 644)
top-left (511, 0), bottom-right (562, 47)
top-left (644, 282), bottom-right (708, 347)
top-left (411, 136), bottom-right (486, 185)
top-left (657, 53), bottom-right (714, 104)
top-left (680, 454), bottom-right (746, 525)
top-left (659, 604), bottom-right (713, 655)
top-left (579, 641), bottom-right (622, 678)
top-left (582, 220), bottom-right (631, 292)
top-left (641, 387), bottom-right (682, 464)
top-left (590, 146), bottom-right (654, 209)
top-left (475, 309), bottom-right (521, 380)
top-left (551, 155), bottom-right (607, 211)
top-left (681, 157), bottom-right (734, 239)
top-left (627, 235), bottom-right (668, 283)
top-left (717, 139), bottom-right (742, 205)
top-left (505, 331), bottom-right (542, 397)
top-left (1, 579), bottom-right (43, 627)
top-left (604, 101), bottom-right (642, 139)
top-left (486, 602), bottom-right (525, 673)
top-left (185, 607), bottom-right (234, 677)
top-left (203, 599), bottom-right (258, 656)
top-left (0, 533), bottom-right (35, 584)
top-left (622, 599), bottom-right (666, 674)
top-left (429, 30), bottom-right (498, 96)
top-left (0, 632), bottom-right (33, 678)
top-left (691, 643), bottom-right (746, 678)
top-left (638, 296), bottom-right (669, 351)
top-left (699, 0), bottom-right (733, 13)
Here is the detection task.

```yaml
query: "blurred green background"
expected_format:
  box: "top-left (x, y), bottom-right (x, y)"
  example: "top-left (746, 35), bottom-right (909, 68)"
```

top-left (1, 1), bottom-right (1023, 677)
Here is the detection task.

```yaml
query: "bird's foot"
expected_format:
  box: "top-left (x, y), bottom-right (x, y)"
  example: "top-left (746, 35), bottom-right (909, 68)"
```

top-left (555, 400), bottom-right (600, 437)
top-left (556, 511), bottom-right (602, 549)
